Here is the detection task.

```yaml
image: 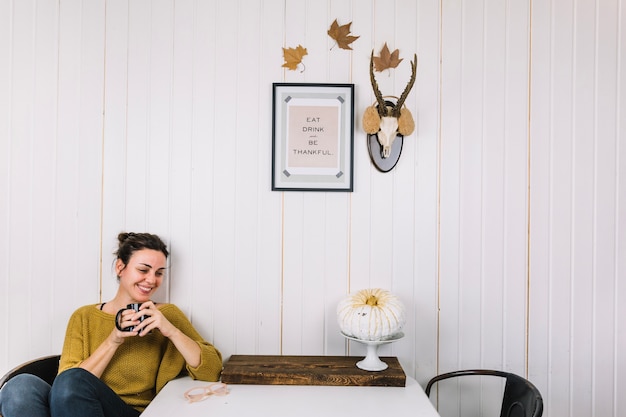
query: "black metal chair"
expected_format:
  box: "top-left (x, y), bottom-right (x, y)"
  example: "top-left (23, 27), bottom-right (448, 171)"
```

top-left (0, 355), bottom-right (61, 389)
top-left (425, 369), bottom-right (543, 417)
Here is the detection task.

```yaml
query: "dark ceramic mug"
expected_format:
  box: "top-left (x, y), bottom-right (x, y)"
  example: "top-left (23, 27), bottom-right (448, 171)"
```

top-left (115, 303), bottom-right (145, 332)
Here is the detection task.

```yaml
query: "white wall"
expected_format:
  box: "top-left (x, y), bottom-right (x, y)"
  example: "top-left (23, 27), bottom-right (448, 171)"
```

top-left (0, 1), bottom-right (623, 417)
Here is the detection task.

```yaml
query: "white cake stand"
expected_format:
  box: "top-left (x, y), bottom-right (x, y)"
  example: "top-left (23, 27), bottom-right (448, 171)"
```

top-left (342, 332), bottom-right (404, 371)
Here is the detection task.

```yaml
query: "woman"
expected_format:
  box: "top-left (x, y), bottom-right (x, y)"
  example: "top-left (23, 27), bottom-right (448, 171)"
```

top-left (0, 232), bottom-right (222, 417)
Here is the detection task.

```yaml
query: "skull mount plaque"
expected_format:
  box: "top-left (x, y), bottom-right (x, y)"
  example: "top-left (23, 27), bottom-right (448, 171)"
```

top-left (362, 52), bottom-right (417, 172)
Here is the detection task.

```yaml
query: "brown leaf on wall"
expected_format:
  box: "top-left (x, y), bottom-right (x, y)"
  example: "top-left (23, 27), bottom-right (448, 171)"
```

top-left (373, 43), bottom-right (403, 72)
top-left (282, 45), bottom-right (308, 72)
top-left (327, 19), bottom-right (359, 50)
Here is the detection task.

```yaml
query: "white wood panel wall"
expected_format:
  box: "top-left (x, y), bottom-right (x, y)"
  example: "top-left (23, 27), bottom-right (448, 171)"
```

top-left (437, 0), bottom-right (532, 415)
top-left (529, 1), bottom-right (625, 417)
top-left (0, 1), bottom-right (623, 417)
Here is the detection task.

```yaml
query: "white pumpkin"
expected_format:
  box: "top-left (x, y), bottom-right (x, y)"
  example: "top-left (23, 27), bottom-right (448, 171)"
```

top-left (337, 288), bottom-right (406, 341)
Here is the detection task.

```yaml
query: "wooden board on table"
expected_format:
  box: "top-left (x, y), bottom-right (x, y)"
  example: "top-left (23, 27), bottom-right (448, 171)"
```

top-left (221, 355), bottom-right (406, 387)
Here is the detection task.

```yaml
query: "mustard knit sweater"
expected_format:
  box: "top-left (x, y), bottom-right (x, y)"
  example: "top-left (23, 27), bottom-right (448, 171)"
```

top-left (58, 303), bottom-right (222, 412)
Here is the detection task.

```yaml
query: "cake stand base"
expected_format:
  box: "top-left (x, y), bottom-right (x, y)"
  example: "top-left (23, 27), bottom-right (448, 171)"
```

top-left (342, 332), bottom-right (404, 372)
top-left (357, 342), bottom-right (389, 371)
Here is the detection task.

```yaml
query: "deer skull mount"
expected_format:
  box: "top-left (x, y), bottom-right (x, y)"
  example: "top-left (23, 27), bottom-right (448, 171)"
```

top-left (362, 52), bottom-right (417, 172)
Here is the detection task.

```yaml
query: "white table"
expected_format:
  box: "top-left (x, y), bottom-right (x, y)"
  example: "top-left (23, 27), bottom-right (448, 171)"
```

top-left (141, 376), bottom-right (440, 417)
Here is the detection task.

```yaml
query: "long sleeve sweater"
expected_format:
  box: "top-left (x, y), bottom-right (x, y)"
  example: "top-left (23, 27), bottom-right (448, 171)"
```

top-left (58, 303), bottom-right (222, 412)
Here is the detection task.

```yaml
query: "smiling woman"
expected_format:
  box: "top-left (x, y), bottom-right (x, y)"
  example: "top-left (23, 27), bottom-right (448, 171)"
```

top-left (113, 233), bottom-right (168, 301)
top-left (113, 232), bottom-right (169, 280)
top-left (0, 232), bottom-right (223, 417)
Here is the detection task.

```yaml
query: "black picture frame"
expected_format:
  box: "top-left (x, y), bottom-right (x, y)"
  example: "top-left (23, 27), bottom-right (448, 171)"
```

top-left (272, 83), bottom-right (354, 192)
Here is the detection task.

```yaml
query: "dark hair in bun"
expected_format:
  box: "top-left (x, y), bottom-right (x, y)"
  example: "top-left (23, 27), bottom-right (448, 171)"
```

top-left (115, 232), bottom-right (169, 267)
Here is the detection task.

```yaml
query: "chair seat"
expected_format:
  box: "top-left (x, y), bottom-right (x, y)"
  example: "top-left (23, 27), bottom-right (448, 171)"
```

top-left (425, 369), bottom-right (543, 417)
top-left (0, 355), bottom-right (61, 389)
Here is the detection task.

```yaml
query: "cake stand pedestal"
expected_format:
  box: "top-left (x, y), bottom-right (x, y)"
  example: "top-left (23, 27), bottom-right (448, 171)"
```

top-left (342, 332), bottom-right (404, 371)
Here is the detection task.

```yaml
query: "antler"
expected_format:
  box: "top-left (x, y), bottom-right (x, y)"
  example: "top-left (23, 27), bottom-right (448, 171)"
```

top-left (369, 51), bottom-right (389, 117)
top-left (391, 54), bottom-right (417, 117)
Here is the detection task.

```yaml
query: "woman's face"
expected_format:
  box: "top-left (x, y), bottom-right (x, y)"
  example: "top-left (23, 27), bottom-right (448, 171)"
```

top-left (116, 249), bottom-right (167, 302)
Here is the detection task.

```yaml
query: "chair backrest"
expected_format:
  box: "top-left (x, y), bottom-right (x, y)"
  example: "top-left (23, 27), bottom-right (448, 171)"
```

top-left (425, 369), bottom-right (543, 417)
top-left (0, 355), bottom-right (61, 389)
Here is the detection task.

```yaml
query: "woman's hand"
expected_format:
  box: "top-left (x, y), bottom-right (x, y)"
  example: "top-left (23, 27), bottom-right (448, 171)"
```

top-left (114, 308), bottom-right (149, 340)
top-left (132, 301), bottom-right (177, 338)
top-left (109, 323), bottom-right (139, 344)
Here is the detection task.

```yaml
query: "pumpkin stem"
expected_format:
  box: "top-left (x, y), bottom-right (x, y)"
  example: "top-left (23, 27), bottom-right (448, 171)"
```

top-left (365, 295), bottom-right (379, 306)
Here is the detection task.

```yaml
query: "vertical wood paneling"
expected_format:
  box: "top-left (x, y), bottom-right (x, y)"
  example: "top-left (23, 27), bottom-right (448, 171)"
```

top-left (439, 0), bottom-right (486, 414)
top-left (145, 0), bottom-right (173, 236)
top-left (210, 0), bottom-right (239, 356)
top-left (530, 1), bottom-right (625, 417)
top-left (436, 1), bottom-right (531, 416)
top-left (0, 0), bottom-right (105, 372)
top-left (31, 0), bottom-right (60, 336)
top-left (481, 0), bottom-right (508, 383)
top-left (411, 0), bottom-right (440, 387)
top-left (54, 0), bottom-right (105, 328)
top-left (254, 0), bottom-right (283, 355)
top-left (168, 0), bottom-right (195, 309)
top-left (323, 193), bottom-right (351, 355)
top-left (529, 0), bottom-right (576, 415)
top-left (2, 3), bottom-right (625, 417)
top-left (617, 0), bottom-right (626, 412)
top-left (299, 193), bottom-right (328, 354)
top-left (32, 0), bottom-right (61, 354)
top-left (124, 0), bottom-right (150, 229)
top-left (24, 2), bottom-right (58, 355)
top-left (4, 0), bottom-right (39, 366)
top-left (186, 0), bottom-right (217, 342)
top-left (571, 4), bottom-right (596, 415)
top-left (456, 0), bottom-right (485, 381)
top-left (125, 0), bottom-right (160, 231)
top-left (501, 0), bottom-right (530, 377)
top-left (591, 3), bottom-right (619, 416)
top-left (74, 0), bottom-right (106, 310)
top-left (101, 0), bottom-right (130, 301)
top-left (0, 0), bottom-right (11, 373)
top-left (484, 0), bottom-right (530, 377)
top-left (438, 0), bottom-right (463, 396)
top-left (233, 0), bottom-right (263, 353)
top-left (527, 0), bottom-right (558, 412)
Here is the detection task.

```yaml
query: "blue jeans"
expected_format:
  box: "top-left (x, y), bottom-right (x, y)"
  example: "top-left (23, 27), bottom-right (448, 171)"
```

top-left (0, 368), bottom-right (141, 417)
top-left (0, 373), bottom-right (51, 417)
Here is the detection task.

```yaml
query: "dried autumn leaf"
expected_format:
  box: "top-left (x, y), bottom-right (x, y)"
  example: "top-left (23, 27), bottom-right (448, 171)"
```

top-left (327, 19), bottom-right (359, 50)
top-left (282, 45), bottom-right (308, 72)
top-left (373, 43), bottom-right (403, 72)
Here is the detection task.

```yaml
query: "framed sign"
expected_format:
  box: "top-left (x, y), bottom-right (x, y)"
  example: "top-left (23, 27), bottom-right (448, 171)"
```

top-left (272, 83), bottom-right (354, 191)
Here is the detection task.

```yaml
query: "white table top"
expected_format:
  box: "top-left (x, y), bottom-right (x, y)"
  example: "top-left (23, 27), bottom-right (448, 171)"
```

top-left (141, 376), bottom-right (440, 417)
